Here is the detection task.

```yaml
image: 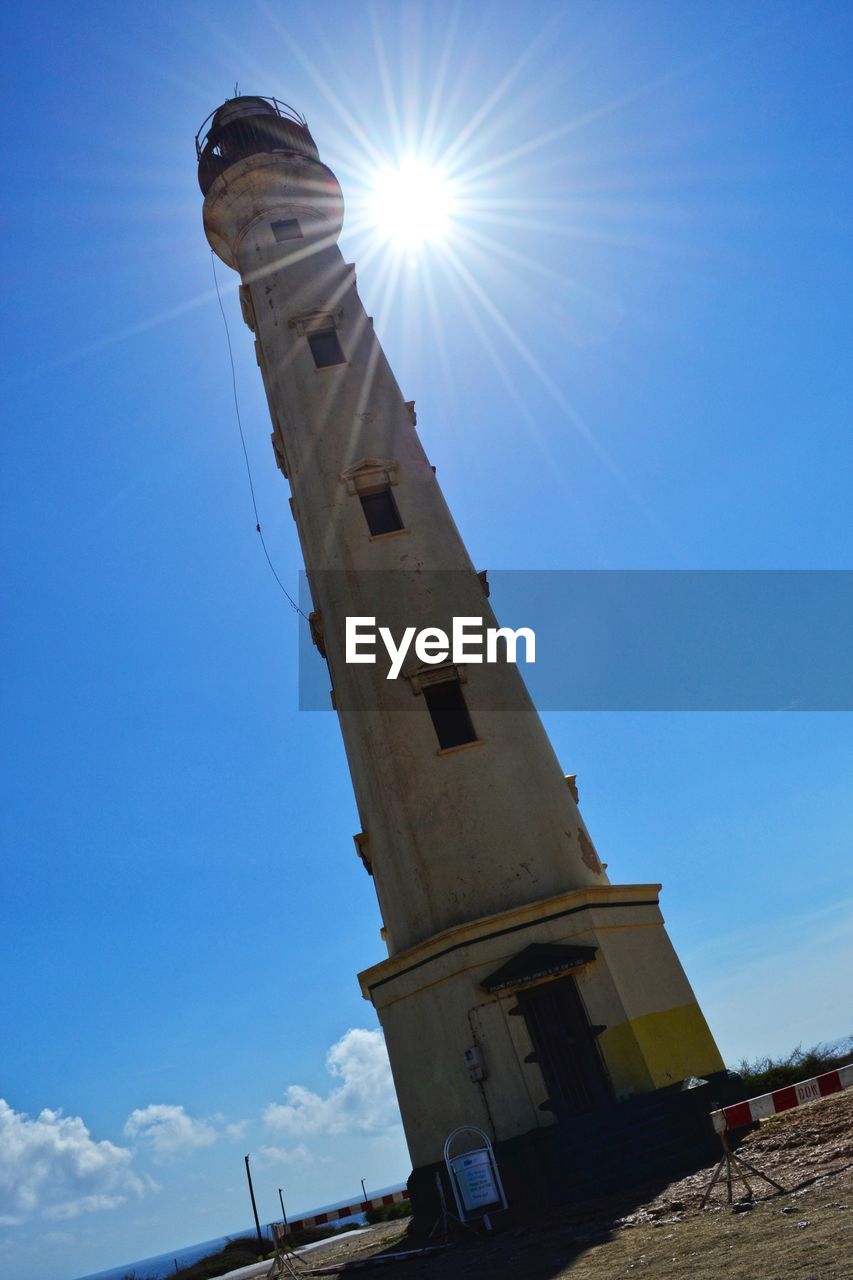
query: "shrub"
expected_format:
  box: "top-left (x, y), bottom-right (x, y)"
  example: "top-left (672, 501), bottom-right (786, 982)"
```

top-left (172, 1234), bottom-right (272, 1280)
top-left (365, 1201), bottom-right (412, 1224)
top-left (734, 1035), bottom-right (852, 1095)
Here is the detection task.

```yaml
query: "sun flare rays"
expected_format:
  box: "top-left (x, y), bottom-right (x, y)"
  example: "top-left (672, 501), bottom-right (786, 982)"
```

top-left (360, 156), bottom-right (458, 250)
top-left (46, 1), bottom-right (698, 534)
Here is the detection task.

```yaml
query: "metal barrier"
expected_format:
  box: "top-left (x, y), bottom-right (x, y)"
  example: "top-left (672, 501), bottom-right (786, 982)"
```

top-left (701, 1060), bottom-right (852, 1207)
top-left (280, 1188), bottom-right (409, 1236)
top-left (710, 1062), bottom-right (853, 1134)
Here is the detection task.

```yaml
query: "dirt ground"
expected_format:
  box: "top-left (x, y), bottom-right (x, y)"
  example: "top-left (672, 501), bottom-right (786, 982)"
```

top-left (288, 1089), bottom-right (853, 1280)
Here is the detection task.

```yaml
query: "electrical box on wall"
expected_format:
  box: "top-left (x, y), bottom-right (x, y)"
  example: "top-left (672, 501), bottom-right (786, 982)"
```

top-left (464, 1045), bottom-right (486, 1082)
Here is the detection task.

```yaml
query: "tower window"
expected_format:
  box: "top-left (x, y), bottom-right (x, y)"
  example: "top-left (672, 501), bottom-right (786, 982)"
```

top-left (360, 487), bottom-right (403, 536)
top-left (271, 217), bottom-right (303, 242)
top-left (307, 328), bottom-right (346, 368)
top-left (423, 680), bottom-right (477, 750)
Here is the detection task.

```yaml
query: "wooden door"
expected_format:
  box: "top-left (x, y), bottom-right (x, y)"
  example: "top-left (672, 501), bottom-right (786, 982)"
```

top-left (518, 976), bottom-right (612, 1118)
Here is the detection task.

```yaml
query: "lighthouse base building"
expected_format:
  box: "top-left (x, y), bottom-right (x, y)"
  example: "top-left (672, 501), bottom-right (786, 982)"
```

top-left (196, 95), bottom-right (735, 1217)
top-left (360, 874), bottom-right (728, 1208)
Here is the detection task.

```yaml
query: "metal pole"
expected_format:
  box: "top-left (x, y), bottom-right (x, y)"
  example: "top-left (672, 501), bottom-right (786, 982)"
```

top-left (361, 1179), bottom-right (367, 1204)
top-left (278, 1187), bottom-right (288, 1228)
top-left (244, 1154), bottom-right (264, 1244)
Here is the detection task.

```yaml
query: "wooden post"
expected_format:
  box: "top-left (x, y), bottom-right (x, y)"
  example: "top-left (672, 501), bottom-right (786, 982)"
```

top-left (244, 1154), bottom-right (264, 1244)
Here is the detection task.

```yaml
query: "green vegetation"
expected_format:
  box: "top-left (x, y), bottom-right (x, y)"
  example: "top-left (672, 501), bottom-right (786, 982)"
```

top-left (365, 1200), bottom-right (413, 1224)
top-left (168, 1235), bottom-right (272, 1280)
top-left (734, 1035), bottom-right (852, 1095)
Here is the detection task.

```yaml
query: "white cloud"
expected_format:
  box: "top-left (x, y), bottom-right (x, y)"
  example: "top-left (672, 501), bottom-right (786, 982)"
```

top-left (0, 1099), bottom-right (144, 1226)
top-left (123, 1104), bottom-right (217, 1160)
top-left (256, 1144), bottom-right (313, 1167)
top-left (263, 1029), bottom-right (402, 1139)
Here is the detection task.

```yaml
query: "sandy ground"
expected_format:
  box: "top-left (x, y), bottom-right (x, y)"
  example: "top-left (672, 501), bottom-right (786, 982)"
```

top-left (214, 1231), bottom-right (377, 1280)
top-left (268, 1088), bottom-right (853, 1280)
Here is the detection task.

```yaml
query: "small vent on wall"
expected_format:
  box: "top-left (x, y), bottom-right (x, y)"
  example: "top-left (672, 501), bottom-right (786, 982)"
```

top-left (271, 217), bottom-right (303, 242)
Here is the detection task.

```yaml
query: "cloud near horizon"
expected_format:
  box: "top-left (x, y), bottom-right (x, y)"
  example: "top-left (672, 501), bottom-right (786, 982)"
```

top-left (263, 1029), bottom-right (402, 1141)
top-left (0, 1099), bottom-right (144, 1226)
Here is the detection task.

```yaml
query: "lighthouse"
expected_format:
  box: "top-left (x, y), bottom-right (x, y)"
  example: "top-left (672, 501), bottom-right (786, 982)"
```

top-left (197, 96), bottom-right (728, 1207)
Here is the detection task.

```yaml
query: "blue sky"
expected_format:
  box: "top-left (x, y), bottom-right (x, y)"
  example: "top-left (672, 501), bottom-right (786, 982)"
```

top-left (1, 2), bottom-right (851, 1277)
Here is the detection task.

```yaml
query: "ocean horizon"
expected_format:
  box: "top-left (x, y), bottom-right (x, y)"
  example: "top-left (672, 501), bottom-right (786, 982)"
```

top-left (75, 1184), bottom-right (406, 1280)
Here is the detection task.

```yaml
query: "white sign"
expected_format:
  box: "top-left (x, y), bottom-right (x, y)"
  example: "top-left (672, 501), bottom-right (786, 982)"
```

top-left (451, 1149), bottom-right (501, 1211)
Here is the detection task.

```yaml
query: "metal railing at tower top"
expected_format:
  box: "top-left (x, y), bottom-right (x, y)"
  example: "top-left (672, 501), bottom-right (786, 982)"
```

top-left (195, 96), bottom-right (309, 155)
top-left (196, 96), bottom-right (319, 194)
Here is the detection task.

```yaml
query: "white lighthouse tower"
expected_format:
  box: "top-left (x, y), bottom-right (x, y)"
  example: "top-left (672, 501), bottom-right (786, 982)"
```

top-left (197, 96), bottom-right (727, 1207)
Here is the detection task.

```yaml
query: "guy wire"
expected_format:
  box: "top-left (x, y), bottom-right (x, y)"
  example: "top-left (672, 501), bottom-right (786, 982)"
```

top-left (210, 250), bottom-right (307, 619)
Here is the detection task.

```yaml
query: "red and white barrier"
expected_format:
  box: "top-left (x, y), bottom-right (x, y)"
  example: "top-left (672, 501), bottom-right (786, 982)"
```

top-left (282, 1188), bottom-right (409, 1235)
top-left (711, 1063), bottom-right (853, 1134)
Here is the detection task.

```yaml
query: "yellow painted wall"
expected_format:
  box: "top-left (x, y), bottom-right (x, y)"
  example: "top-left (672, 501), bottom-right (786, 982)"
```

top-left (599, 1001), bottom-right (725, 1093)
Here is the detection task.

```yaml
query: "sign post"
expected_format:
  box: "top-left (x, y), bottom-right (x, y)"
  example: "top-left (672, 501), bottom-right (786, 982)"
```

top-left (443, 1126), bottom-right (508, 1231)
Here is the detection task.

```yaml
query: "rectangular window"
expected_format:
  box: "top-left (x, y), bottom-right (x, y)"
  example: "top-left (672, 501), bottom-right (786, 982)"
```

top-left (423, 681), bottom-right (477, 750)
top-left (271, 217), bottom-right (302, 242)
top-left (360, 487), bottom-right (403, 536)
top-left (307, 328), bottom-right (346, 368)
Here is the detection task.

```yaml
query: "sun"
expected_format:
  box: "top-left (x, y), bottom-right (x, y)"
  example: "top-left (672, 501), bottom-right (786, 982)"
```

top-left (365, 156), bottom-right (457, 251)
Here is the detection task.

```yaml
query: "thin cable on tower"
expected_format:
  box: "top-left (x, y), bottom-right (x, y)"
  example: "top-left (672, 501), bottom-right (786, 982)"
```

top-left (210, 250), bottom-right (307, 619)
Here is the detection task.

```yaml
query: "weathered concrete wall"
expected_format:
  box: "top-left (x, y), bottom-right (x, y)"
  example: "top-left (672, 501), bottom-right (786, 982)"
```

top-left (203, 145), bottom-right (607, 957)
